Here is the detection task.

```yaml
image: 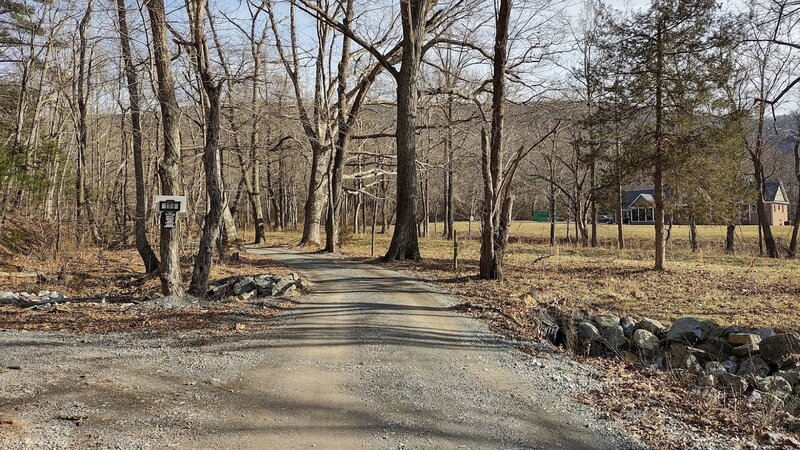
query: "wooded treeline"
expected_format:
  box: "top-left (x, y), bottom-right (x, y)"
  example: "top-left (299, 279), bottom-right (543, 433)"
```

top-left (1, 0), bottom-right (800, 293)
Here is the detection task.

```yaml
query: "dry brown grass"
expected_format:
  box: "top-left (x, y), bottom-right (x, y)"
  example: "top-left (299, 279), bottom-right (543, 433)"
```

top-left (263, 222), bottom-right (800, 330)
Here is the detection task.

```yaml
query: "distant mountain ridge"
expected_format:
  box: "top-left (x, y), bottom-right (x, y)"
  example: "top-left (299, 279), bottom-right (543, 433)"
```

top-left (764, 114), bottom-right (798, 153)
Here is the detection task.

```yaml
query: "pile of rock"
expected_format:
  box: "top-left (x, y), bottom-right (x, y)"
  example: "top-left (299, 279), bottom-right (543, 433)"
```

top-left (571, 313), bottom-right (800, 411)
top-left (209, 273), bottom-right (303, 301)
top-left (0, 290), bottom-right (68, 307)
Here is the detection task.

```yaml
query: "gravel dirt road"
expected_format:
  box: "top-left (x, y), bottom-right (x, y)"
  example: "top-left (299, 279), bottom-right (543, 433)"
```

top-left (0, 248), bottom-right (643, 449)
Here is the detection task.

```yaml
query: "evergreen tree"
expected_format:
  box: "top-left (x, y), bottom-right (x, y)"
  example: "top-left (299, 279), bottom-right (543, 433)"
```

top-left (597, 0), bottom-right (735, 270)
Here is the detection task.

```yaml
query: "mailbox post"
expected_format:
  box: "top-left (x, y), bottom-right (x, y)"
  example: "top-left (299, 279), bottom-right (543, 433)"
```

top-left (154, 195), bottom-right (187, 230)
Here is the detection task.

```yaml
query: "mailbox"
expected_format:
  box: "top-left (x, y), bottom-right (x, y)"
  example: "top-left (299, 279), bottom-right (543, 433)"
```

top-left (153, 195), bottom-right (187, 229)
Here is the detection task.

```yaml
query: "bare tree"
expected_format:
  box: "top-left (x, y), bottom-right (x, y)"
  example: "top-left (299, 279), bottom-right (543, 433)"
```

top-left (115, 0), bottom-right (159, 272)
top-left (479, 0), bottom-right (561, 279)
top-left (742, 0), bottom-right (799, 258)
top-left (73, 0), bottom-right (100, 243)
top-left (185, 0), bottom-right (225, 296)
top-left (265, 0), bottom-right (332, 246)
top-left (145, 0), bottom-right (183, 295)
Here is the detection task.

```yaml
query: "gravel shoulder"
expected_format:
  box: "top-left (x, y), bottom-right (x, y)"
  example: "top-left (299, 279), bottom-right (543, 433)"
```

top-left (0, 248), bottom-right (643, 449)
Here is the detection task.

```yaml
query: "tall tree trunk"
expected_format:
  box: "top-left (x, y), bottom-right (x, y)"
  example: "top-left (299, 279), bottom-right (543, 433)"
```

top-left (443, 89), bottom-right (455, 240)
top-left (479, 0), bottom-right (511, 279)
top-left (301, 145), bottom-right (328, 245)
top-left (479, 129), bottom-right (495, 274)
top-left (189, 82), bottom-right (223, 296)
top-left (616, 181), bottom-right (624, 249)
top-left (219, 206), bottom-right (238, 252)
top-left (206, 11), bottom-right (257, 248)
top-left (750, 66), bottom-right (778, 258)
top-left (384, 0), bottom-right (428, 261)
top-left (590, 159), bottom-right (597, 247)
top-left (549, 180), bottom-right (556, 246)
top-left (324, 0), bottom-right (353, 253)
top-left (653, 19), bottom-right (666, 271)
top-left (380, 177), bottom-right (388, 234)
top-left (689, 214), bottom-right (698, 253)
top-left (479, 0), bottom-right (513, 280)
top-left (250, 79), bottom-right (265, 244)
top-left (421, 168), bottom-right (429, 237)
top-left (725, 223), bottom-right (735, 254)
top-left (75, 0), bottom-right (100, 243)
top-left (116, 0), bottom-right (159, 272)
top-left (146, 0), bottom-right (183, 296)
top-left (754, 162), bottom-right (778, 257)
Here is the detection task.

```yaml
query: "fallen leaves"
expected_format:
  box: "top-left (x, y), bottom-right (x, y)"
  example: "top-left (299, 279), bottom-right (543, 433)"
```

top-left (0, 301), bottom-right (285, 335)
top-left (0, 249), bottom-right (297, 335)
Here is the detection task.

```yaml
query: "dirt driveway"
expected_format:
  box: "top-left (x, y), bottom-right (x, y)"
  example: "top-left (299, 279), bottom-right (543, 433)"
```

top-left (0, 248), bottom-right (641, 449)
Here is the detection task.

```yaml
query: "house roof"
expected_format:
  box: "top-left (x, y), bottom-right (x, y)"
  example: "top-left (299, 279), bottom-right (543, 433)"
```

top-left (622, 189), bottom-right (655, 208)
top-left (630, 193), bottom-right (655, 207)
top-left (764, 181), bottom-right (788, 203)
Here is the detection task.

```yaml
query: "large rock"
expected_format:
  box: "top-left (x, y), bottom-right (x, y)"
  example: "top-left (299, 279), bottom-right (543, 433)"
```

top-left (232, 277), bottom-right (255, 295)
top-left (720, 372), bottom-right (749, 394)
top-left (753, 328), bottom-right (776, 340)
top-left (759, 332), bottom-right (800, 367)
top-left (722, 357), bottom-right (738, 374)
top-left (731, 344), bottom-right (760, 358)
top-left (577, 322), bottom-right (601, 342)
top-left (737, 356), bottom-right (770, 379)
top-left (666, 317), bottom-right (703, 343)
top-left (594, 315), bottom-right (621, 329)
top-left (755, 376), bottom-right (793, 400)
top-left (637, 318), bottom-right (666, 335)
top-left (700, 320), bottom-right (724, 341)
top-left (0, 291), bottom-right (19, 304)
top-left (271, 276), bottom-right (297, 297)
top-left (696, 337), bottom-right (734, 360)
top-left (633, 329), bottom-right (660, 351)
top-left (208, 283), bottom-right (227, 298)
top-left (775, 369), bottom-right (800, 389)
top-left (602, 325), bottom-right (627, 349)
top-left (724, 325), bottom-right (745, 336)
top-left (620, 317), bottom-right (637, 338)
top-left (239, 289), bottom-right (257, 301)
top-left (705, 361), bottom-right (728, 377)
top-left (253, 275), bottom-right (275, 295)
top-left (666, 344), bottom-right (701, 372)
top-left (729, 333), bottom-right (762, 346)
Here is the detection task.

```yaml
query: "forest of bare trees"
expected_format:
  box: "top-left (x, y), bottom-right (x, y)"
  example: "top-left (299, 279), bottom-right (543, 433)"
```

top-left (2, 0), bottom-right (800, 292)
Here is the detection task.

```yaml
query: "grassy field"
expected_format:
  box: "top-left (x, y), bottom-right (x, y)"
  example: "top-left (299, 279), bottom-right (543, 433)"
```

top-left (489, 221), bottom-right (790, 240)
top-left (264, 220), bottom-right (800, 331)
top-left (456, 221), bottom-right (793, 255)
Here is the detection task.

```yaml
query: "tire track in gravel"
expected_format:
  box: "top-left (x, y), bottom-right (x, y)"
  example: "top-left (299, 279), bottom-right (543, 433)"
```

top-left (183, 248), bottom-right (644, 449)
